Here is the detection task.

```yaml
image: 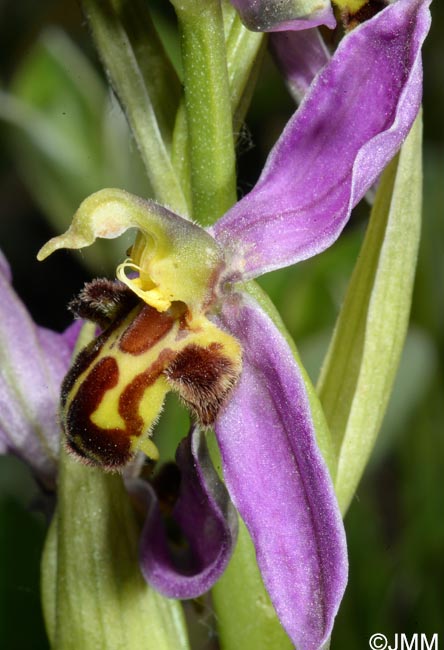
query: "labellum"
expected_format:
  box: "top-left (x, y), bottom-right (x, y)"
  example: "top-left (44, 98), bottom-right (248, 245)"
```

top-left (63, 279), bottom-right (241, 471)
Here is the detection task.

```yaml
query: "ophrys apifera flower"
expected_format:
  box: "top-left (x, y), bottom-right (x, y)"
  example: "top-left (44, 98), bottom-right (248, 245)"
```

top-left (34, 1), bottom-right (430, 647)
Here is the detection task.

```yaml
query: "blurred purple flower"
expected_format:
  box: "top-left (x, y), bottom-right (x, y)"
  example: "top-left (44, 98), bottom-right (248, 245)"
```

top-left (270, 27), bottom-right (331, 104)
top-left (0, 250), bottom-right (81, 489)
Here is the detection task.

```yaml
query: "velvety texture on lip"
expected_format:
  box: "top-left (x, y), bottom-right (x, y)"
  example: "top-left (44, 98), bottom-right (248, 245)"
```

top-left (214, 0), bottom-right (431, 281)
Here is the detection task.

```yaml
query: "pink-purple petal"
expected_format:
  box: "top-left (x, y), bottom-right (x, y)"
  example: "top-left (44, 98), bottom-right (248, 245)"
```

top-left (213, 0), bottom-right (431, 280)
top-left (139, 426), bottom-right (238, 598)
top-left (61, 320), bottom-right (84, 352)
top-left (230, 0), bottom-right (336, 31)
top-left (0, 429), bottom-right (9, 453)
top-left (270, 29), bottom-right (330, 104)
top-left (0, 249), bottom-right (12, 282)
top-left (215, 292), bottom-right (347, 650)
top-left (0, 253), bottom-right (78, 486)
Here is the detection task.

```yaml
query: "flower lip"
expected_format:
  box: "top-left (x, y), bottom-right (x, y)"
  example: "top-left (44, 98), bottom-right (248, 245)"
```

top-left (61, 277), bottom-right (242, 472)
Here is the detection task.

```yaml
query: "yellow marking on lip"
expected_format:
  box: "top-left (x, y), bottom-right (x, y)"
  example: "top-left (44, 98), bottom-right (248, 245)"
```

top-left (137, 376), bottom-right (169, 427)
top-left (137, 437), bottom-right (160, 461)
top-left (90, 395), bottom-right (126, 430)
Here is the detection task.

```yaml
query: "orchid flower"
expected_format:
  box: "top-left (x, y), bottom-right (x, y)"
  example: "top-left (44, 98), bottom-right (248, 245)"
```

top-left (34, 2), bottom-right (430, 648)
top-left (0, 249), bottom-right (81, 489)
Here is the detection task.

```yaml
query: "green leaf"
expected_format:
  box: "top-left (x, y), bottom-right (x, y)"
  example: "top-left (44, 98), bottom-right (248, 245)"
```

top-left (317, 113), bottom-right (423, 515)
top-left (212, 520), bottom-right (293, 650)
top-left (41, 451), bottom-right (190, 650)
top-left (224, 8), bottom-right (265, 136)
top-left (81, 0), bottom-right (187, 214)
top-left (0, 29), bottom-right (147, 273)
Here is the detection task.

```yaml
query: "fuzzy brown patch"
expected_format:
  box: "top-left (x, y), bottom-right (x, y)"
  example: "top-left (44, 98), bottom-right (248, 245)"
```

top-left (60, 309), bottom-right (128, 407)
top-left (165, 343), bottom-right (240, 426)
top-left (69, 278), bottom-right (139, 329)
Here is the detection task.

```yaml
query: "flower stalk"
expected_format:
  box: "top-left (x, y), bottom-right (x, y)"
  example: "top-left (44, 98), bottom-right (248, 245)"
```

top-left (171, 8), bottom-right (265, 209)
top-left (171, 0), bottom-right (237, 223)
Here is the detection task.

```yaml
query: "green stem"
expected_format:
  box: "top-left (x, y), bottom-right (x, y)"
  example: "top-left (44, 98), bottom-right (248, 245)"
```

top-left (225, 11), bottom-right (265, 135)
top-left (171, 103), bottom-right (192, 211)
top-left (172, 0), bottom-right (237, 224)
top-left (82, 0), bottom-right (188, 214)
top-left (171, 4), bottom-right (264, 223)
top-left (212, 519), bottom-right (293, 650)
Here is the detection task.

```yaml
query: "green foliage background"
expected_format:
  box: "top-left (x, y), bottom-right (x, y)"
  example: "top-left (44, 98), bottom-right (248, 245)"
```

top-left (0, 1), bottom-right (443, 648)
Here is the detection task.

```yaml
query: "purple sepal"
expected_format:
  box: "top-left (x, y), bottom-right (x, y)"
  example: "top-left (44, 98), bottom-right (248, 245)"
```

top-left (213, 0), bottom-right (431, 280)
top-left (270, 29), bottom-right (330, 104)
top-left (230, 0), bottom-right (336, 31)
top-left (0, 249), bottom-right (12, 282)
top-left (61, 320), bottom-right (83, 351)
top-left (139, 427), bottom-right (238, 598)
top-left (215, 292), bottom-right (348, 650)
top-left (0, 431), bottom-right (8, 454)
top-left (0, 251), bottom-right (78, 486)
